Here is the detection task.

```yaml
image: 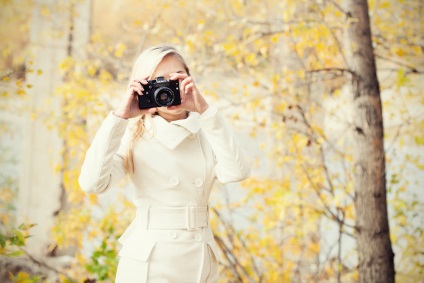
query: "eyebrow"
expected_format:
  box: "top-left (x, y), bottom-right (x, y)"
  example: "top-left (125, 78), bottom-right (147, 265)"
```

top-left (175, 70), bottom-right (184, 74)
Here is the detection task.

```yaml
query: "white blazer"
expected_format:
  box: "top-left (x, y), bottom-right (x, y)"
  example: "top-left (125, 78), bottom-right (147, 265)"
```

top-left (79, 106), bottom-right (250, 282)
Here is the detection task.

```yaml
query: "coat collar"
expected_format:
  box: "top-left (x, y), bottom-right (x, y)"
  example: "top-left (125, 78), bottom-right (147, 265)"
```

top-left (145, 112), bottom-right (201, 149)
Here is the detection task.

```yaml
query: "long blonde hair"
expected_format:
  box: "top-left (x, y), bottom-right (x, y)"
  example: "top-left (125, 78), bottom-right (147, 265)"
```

top-left (124, 45), bottom-right (190, 172)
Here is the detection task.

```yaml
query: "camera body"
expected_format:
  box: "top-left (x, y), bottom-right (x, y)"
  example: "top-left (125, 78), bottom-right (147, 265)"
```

top-left (138, 76), bottom-right (181, 109)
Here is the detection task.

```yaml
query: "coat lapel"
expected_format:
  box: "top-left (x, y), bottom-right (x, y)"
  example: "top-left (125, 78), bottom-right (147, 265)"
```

top-left (146, 112), bottom-right (201, 150)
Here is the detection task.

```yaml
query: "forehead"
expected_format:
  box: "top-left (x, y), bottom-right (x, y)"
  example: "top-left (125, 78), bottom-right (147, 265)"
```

top-left (153, 55), bottom-right (186, 77)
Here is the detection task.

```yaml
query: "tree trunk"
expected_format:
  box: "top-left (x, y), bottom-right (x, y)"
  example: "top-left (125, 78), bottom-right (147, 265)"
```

top-left (344, 0), bottom-right (395, 282)
top-left (17, 0), bottom-right (91, 259)
top-left (18, 0), bottom-right (70, 258)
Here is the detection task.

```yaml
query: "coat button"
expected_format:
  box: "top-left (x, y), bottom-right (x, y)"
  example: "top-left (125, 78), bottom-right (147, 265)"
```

top-left (169, 231), bottom-right (177, 239)
top-left (194, 179), bottom-right (203, 188)
top-left (170, 176), bottom-right (180, 186)
top-left (194, 233), bottom-right (202, 242)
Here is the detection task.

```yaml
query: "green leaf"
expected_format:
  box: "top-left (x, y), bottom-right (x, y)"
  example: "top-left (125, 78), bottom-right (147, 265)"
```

top-left (10, 230), bottom-right (26, 246)
top-left (6, 250), bottom-right (24, 257)
top-left (0, 234), bottom-right (6, 248)
top-left (415, 136), bottom-right (424, 145)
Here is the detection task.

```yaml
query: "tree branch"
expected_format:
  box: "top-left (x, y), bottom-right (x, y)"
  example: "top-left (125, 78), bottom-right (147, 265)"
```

top-left (20, 248), bottom-right (76, 282)
top-left (212, 208), bottom-right (259, 283)
top-left (375, 53), bottom-right (423, 74)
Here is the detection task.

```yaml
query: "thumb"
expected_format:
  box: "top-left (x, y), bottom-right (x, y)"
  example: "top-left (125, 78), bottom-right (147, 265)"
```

top-left (147, 107), bottom-right (158, 114)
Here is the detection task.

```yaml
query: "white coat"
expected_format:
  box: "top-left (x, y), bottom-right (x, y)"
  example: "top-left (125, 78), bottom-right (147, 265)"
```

top-left (79, 106), bottom-right (250, 283)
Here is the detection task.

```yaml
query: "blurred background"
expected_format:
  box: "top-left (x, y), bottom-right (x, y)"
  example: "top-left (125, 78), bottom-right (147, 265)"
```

top-left (0, 0), bottom-right (423, 282)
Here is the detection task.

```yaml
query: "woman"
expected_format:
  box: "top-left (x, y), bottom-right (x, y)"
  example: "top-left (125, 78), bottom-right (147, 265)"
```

top-left (79, 45), bottom-right (250, 283)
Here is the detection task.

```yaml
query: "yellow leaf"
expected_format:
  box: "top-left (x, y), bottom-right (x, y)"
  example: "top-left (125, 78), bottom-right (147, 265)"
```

top-left (60, 57), bottom-right (74, 70)
top-left (275, 129), bottom-right (283, 140)
top-left (114, 43), bottom-right (127, 58)
top-left (99, 70), bottom-right (113, 83)
top-left (89, 194), bottom-right (98, 205)
top-left (40, 5), bottom-right (50, 16)
top-left (246, 53), bottom-right (257, 65)
top-left (54, 164), bottom-right (61, 173)
top-left (413, 45), bottom-right (422, 55)
top-left (379, 1), bottom-right (391, 8)
top-left (283, 10), bottom-right (290, 21)
top-left (2, 48), bottom-right (11, 58)
top-left (87, 65), bottom-right (96, 76)
top-left (396, 47), bottom-right (406, 57)
top-left (297, 69), bottom-right (305, 79)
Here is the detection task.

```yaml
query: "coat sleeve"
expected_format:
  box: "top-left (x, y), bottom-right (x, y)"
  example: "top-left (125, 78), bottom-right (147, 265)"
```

top-left (78, 112), bottom-right (130, 194)
top-left (199, 106), bottom-right (250, 183)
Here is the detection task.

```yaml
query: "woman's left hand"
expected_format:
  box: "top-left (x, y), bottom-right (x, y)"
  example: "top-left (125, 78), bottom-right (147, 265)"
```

top-left (168, 73), bottom-right (209, 114)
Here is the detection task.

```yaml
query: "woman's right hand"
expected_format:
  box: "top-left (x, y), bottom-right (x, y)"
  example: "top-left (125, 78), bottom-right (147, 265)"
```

top-left (114, 78), bottom-right (158, 119)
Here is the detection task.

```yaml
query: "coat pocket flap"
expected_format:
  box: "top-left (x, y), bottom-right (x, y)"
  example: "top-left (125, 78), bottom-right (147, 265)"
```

top-left (118, 236), bottom-right (156, 262)
top-left (207, 239), bottom-right (221, 263)
top-left (117, 218), bottom-right (136, 245)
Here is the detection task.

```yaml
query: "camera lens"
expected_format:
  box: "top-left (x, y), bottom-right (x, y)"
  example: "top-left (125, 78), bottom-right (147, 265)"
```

top-left (159, 93), bottom-right (168, 101)
top-left (154, 87), bottom-right (175, 106)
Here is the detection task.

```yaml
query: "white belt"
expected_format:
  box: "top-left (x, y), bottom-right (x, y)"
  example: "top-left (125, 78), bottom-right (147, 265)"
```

top-left (136, 205), bottom-right (209, 231)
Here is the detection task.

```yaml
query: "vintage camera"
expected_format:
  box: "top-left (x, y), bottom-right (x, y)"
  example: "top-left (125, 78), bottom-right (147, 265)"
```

top-left (138, 76), bottom-right (181, 109)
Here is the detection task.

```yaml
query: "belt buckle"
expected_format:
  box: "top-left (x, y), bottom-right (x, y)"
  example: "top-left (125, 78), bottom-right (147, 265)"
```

top-left (186, 205), bottom-right (198, 231)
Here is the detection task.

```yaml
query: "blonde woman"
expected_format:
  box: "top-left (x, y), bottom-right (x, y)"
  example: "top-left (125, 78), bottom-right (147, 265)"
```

top-left (78, 45), bottom-right (250, 283)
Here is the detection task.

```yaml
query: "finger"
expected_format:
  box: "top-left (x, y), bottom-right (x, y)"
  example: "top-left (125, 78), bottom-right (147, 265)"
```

top-left (167, 105), bottom-right (180, 110)
top-left (180, 76), bottom-right (194, 91)
top-left (129, 80), bottom-right (144, 93)
top-left (169, 73), bottom-right (188, 81)
top-left (180, 89), bottom-right (186, 103)
top-left (178, 80), bottom-right (187, 102)
top-left (181, 76), bottom-right (194, 84)
top-left (184, 82), bottom-right (195, 94)
top-left (147, 107), bottom-right (158, 114)
top-left (131, 86), bottom-right (142, 95)
top-left (135, 82), bottom-right (144, 92)
top-left (129, 81), bottom-right (140, 88)
top-left (140, 76), bottom-right (149, 85)
top-left (129, 79), bottom-right (141, 87)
